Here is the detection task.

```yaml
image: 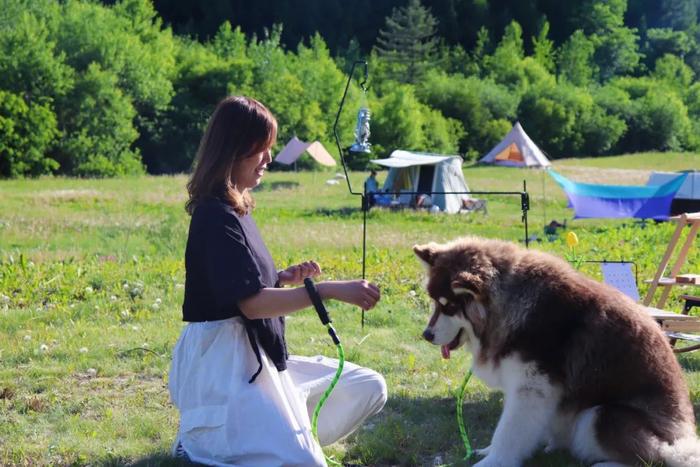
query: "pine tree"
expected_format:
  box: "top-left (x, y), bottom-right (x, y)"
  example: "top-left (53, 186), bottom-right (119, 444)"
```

top-left (374, 0), bottom-right (439, 83)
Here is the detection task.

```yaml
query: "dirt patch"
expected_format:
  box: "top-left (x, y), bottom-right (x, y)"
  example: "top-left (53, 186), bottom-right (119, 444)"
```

top-left (557, 166), bottom-right (651, 185)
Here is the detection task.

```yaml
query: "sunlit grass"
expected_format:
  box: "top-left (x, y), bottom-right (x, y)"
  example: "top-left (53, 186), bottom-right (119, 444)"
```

top-left (1, 152), bottom-right (699, 465)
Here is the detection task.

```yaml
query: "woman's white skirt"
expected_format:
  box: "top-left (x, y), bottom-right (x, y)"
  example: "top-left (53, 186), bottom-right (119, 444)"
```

top-left (169, 317), bottom-right (387, 467)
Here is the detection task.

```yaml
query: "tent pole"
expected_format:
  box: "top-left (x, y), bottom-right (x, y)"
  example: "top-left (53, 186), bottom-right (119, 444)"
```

top-left (542, 168), bottom-right (547, 232)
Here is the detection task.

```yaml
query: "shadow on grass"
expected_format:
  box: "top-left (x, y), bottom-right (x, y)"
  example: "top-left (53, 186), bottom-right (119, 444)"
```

top-left (306, 207), bottom-right (364, 218)
top-left (102, 393), bottom-right (596, 467)
top-left (344, 393), bottom-right (582, 466)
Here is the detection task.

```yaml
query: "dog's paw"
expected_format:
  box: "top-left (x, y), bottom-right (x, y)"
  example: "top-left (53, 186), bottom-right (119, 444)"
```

top-left (474, 445), bottom-right (491, 457)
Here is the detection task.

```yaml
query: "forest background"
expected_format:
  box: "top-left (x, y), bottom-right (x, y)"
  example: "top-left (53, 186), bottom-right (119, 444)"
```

top-left (2, 0), bottom-right (700, 178)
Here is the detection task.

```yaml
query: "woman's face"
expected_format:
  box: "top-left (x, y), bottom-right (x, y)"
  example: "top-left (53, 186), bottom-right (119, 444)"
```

top-left (232, 148), bottom-right (272, 190)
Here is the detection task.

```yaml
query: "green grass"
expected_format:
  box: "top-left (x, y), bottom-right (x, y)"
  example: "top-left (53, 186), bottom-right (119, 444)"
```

top-left (1, 152), bottom-right (699, 466)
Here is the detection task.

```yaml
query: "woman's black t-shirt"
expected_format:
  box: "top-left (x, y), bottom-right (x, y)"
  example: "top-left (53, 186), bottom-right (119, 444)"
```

top-left (182, 196), bottom-right (287, 381)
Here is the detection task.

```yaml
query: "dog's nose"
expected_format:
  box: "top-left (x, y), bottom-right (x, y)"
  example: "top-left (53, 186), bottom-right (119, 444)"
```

top-left (422, 328), bottom-right (434, 342)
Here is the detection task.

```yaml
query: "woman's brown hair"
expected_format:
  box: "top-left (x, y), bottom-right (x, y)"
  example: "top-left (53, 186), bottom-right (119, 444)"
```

top-left (185, 96), bottom-right (277, 216)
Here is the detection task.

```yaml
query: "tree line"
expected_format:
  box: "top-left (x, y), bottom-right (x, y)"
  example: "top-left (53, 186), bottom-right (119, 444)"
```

top-left (1, 0), bottom-right (700, 177)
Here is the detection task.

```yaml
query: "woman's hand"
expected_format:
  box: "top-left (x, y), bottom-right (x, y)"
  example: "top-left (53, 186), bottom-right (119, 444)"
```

top-left (319, 280), bottom-right (381, 311)
top-left (278, 260), bottom-right (321, 286)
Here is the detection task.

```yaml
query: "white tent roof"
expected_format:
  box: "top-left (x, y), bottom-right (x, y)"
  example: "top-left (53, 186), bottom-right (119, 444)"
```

top-left (371, 150), bottom-right (456, 168)
top-left (479, 122), bottom-right (551, 168)
top-left (274, 136), bottom-right (336, 166)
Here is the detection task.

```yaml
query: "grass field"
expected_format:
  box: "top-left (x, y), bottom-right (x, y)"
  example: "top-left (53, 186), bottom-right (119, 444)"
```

top-left (1, 152), bottom-right (700, 466)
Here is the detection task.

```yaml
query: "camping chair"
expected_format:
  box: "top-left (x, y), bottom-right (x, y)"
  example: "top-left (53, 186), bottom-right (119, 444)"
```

top-left (599, 261), bottom-right (700, 353)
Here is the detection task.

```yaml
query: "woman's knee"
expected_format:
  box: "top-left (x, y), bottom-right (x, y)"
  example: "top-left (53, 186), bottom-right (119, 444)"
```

top-left (362, 369), bottom-right (388, 413)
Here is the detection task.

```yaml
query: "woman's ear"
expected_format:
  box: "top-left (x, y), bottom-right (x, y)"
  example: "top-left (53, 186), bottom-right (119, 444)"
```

top-left (413, 242), bottom-right (439, 266)
top-left (451, 271), bottom-right (484, 299)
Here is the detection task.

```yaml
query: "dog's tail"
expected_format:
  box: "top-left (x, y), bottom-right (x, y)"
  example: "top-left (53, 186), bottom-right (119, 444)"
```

top-left (658, 432), bottom-right (700, 467)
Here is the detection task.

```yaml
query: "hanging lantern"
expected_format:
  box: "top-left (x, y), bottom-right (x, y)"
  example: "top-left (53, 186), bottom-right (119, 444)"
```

top-left (350, 107), bottom-right (371, 154)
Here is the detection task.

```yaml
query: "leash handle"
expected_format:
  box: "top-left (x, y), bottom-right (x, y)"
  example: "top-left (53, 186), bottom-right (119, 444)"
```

top-left (304, 278), bottom-right (331, 325)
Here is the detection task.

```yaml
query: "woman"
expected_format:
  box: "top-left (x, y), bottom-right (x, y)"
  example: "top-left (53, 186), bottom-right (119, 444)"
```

top-left (169, 96), bottom-right (387, 466)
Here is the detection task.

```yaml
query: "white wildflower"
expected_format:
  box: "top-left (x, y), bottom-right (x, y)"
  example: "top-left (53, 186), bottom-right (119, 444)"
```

top-left (39, 344), bottom-right (48, 352)
top-left (85, 286), bottom-right (93, 294)
top-left (23, 335), bottom-right (31, 341)
top-left (86, 368), bottom-right (97, 377)
top-left (79, 347), bottom-right (88, 353)
top-left (0, 294), bottom-right (9, 303)
top-left (110, 295), bottom-right (117, 301)
top-left (409, 290), bottom-right (417, 297)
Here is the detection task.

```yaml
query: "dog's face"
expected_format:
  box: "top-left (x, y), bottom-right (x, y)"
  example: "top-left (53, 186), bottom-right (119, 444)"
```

top-left (414, 240), bottom-right (494, 358)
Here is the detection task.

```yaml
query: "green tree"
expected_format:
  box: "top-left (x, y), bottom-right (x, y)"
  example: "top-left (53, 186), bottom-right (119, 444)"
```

top-left (482, 21), bottom-right (526, 89)
top-left (580, 0), bottom-right (641, 81)
top-left (643, 28), bottom-right (693, 68)
top-left (0, 89), bottom-right (59, 177)
top-left (652, 54), bottom-right (694, 91)
top-left (55, 63), bottom-right (142, 176)
top-left (374, 0), bottom-right (439, 83)
top-left (533, 20), bottom-right (556, 73)
top-left (558, 30), bottom-right (597, 86)
top-left (417, 71), bottom-right (518, 157)
top-left (369, 85), bottom-right (462, 165)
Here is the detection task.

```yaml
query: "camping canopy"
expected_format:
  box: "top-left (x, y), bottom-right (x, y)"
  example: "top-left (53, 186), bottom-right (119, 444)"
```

top-left (647, 171), bottom-right (700, 215)
top-left (549, 170), bottom-right (688, 220)
top-left (370, 150), bottom-right (470, 213)
top-left (479, 122), bottom-right (551, 168)
top-left (274, 136), bottom-right (336, 166)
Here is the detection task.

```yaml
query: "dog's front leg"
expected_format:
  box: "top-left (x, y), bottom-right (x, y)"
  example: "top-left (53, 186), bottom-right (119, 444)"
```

top-left (474, 384), bottom-right (558, 467)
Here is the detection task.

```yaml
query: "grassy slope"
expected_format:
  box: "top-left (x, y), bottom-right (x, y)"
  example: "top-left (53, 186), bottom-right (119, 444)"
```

top-left (0, 153), bottom-right (699, 466)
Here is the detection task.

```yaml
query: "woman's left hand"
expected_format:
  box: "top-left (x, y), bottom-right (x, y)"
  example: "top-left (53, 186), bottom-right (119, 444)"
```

top-left (278, 260), bottom-right (321, 286)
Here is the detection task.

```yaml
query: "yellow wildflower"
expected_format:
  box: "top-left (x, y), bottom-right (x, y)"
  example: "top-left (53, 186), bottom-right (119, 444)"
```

top-left (566, 231), bottom-right (579, 249)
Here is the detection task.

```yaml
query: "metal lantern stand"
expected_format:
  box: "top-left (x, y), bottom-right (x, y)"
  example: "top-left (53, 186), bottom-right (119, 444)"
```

top-left (333, 61), bottom-right (531, 327)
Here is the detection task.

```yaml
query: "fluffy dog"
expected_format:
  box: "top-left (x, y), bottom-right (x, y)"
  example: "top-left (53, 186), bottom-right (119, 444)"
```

top-left (415, 237), bottom-right (700, 467)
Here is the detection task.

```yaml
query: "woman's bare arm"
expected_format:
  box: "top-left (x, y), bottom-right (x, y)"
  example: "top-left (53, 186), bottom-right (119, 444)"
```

top-left (238, 280), bottom-right (380, 320)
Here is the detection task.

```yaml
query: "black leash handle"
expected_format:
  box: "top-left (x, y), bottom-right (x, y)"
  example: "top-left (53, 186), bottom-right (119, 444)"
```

top-left (304, 278), bottom-right (340, 345)
top-left (304, 278), bottom-right (331, 325)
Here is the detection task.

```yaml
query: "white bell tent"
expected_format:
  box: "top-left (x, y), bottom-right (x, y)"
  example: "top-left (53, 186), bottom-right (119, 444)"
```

top-left (370, 150), bottom-right (471, 213)
top-left (274, 136), bottom-right (336, 167)
top-left (479, 122), bottom-right (551, 168)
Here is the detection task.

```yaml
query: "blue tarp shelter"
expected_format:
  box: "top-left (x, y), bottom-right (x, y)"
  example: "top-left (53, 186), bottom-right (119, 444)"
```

top-left (548, 170), bottom-right (688, 220)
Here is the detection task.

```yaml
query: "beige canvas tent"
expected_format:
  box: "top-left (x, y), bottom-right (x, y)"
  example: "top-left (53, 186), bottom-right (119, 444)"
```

top-left (370, 150), bottom-right (472, 213)
top-left (274, 136), bottom-right (336, 166)
top-left (479, 122), bottom-right (551, 168)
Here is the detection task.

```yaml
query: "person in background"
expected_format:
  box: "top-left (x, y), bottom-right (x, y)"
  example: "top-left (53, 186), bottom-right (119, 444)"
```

top-left (364, 169), bottom-right (379, 208)
top-left (169, 96), bottom-right (387, 466)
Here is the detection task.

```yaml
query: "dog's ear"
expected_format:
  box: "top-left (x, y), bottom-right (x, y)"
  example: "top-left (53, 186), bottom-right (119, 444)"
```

top-left (451, 271), bottom-right (484, 299)
top-left (413, 242), bottom-right (439, 266)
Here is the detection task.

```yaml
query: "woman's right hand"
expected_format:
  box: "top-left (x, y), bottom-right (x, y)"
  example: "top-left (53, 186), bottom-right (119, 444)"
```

top-left (319, 280), bottom-right (380, 310)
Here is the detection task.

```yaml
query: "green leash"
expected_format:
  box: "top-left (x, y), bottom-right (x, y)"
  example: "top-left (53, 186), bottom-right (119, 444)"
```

top-left (311, 323), bottom-right (345, 466)
top-left (304, 278), bottom-right (345, 466)
top-left (456, 370), bottom-right (473, 461)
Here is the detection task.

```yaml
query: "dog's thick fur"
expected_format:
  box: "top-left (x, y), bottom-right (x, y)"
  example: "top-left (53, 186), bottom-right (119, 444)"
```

top-left (415, 237), bottom-right (700, 467)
